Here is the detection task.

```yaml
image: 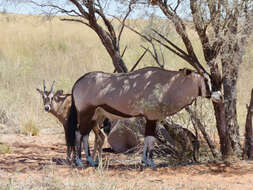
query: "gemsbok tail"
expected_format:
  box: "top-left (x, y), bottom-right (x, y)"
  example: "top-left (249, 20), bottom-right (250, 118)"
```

top-left (66, 96), bottom-right (78, 148)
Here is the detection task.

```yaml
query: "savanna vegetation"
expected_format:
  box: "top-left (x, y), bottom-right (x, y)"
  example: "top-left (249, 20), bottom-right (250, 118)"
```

top-left (0, 10), bottom-right (253, 189)
top-left (0, 12), bottom-right (252, 139)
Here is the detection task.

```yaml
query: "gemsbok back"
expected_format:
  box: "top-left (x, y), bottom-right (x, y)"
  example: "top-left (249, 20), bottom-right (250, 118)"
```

top-left (36, 81), bottom-right (105, 166)
top-left (67, 66), bottom-right (222, 168)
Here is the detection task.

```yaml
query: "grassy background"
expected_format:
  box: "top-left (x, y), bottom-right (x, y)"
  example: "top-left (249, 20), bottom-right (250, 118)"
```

top-left (0, 12), bottom-right (253, 190)
top-left (0, 13), bottom-right (252, 138)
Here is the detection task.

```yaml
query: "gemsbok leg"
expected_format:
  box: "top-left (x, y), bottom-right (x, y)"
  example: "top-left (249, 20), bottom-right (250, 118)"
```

top-left (92, 126), bottom-right (105, 162)
top-left (83, 134), bottom-right (98, 166)
top-left (74, 131), bottom-right (84, 167)
top-left (142, 120), bottom-right (157, 168)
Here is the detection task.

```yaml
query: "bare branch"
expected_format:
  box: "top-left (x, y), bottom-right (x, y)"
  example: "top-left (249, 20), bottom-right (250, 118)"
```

top-left (141, 45), bottom-right (163, 68)
top-left (117, 1), bottom-right (134, 48)
top-left (151, 36), bottom-right (194, 66)
top-left (114, 15), bottom-right (167, 68)
top-left (60, 18), bottom-right (90, 27)
top-left (130, 48), bottom-right (148, 72)
top-left (30, 1), bottom-right (82, 17)
top-left (159, 44), bottom-right (166, 67)
top-left (186, 106), bottom-right (220, 159)
top-left (69, 0), bottom-right (89, 19)
top-left (173, 0), bottom-right (181, 12)
top-left (152, 29), bottom-right (208, 74)
top-left (155, 1), bottom-right (203, 70)
top-left (121, 46), bottom-right (127, 57)
top-left (239, 1), bottom-right (253, 48)
top-left (150, 41), bottom-right (163, 67)
top-left (207, 0), bottom-right (221, 35)
top-left (114, 16), bottom-right (152, 43)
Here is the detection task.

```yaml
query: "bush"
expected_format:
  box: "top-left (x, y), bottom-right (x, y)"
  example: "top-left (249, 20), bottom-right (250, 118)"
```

top-left (0, 143), bottom-right (11, 154)
top-left (22, 119), bottom-right (40, 136)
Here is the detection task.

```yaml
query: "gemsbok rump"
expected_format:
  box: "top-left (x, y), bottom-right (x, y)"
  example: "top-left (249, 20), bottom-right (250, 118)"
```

top-left (66, 66), bottom-right (222, 168)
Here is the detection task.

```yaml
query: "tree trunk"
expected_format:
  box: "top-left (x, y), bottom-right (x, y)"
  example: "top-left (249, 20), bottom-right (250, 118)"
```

top-left (213, 102), bottom-right (234, 160)
top-left (91, 24), bottom-right (128, 73)
top-left (112, 52), bottom-right (128, 73)
top-left (221, 34), bottom-right (244, 156)
top-left (222, 63), bottom-right (242, 156)
top-left (244, 89), bottom-right (253, 159)
top-left (209, 65), bottom-right (234, 160)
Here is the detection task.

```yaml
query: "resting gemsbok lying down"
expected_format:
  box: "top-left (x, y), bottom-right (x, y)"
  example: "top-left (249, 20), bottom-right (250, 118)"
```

top-left (36, 81), bottom-right (105, 166)
top-left (66, 66), bottom-right (222, 168)
top-left (104, 119), bottom-right (140, 153)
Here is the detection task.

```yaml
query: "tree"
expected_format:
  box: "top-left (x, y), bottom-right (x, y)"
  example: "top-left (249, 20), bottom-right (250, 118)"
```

top-left (10, 0), bottom-right (252, 160)
top-left (145, 0), bottom-right (253, 160)
top-left (28, 0), bottom-right (137, 73)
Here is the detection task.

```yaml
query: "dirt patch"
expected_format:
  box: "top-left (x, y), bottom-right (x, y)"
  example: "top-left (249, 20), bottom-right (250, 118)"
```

top-left (0, 134), bottom-right (253, 190)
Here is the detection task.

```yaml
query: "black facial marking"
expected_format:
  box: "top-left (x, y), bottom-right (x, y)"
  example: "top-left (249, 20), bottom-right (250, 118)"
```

top-left (204, 78), bottom-right (211, 98)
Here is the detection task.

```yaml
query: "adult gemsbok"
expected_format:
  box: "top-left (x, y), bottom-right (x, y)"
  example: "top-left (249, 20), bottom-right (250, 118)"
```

top-left (67, 66), bottom-right (222, 168)
top-left (36, 81), bottom-right (105, 166)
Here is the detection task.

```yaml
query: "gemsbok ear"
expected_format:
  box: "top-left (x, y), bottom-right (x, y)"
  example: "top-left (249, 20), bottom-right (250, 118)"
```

top-left (180, 68), bottom-right (192, 76)
top-left (36, 88), bottom-right (43, 95)
top-left (54, 90), bottom-right (64, 97)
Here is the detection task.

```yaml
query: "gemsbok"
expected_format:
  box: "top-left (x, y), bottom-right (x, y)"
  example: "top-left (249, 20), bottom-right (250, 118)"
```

top-left (36, 81), bottom-right (105, 166)
top-left (105, 119), bottom-right (140, 153)
top-left (66, 66), bottom-right (222, 168)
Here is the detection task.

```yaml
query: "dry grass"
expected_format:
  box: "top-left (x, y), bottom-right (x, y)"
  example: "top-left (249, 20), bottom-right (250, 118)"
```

top-left (0, 160), bottom-right (252, 190)
top-left (21, 119), bottom-right (40, 136)
top-left (0, 143), bottom-right (11, 154)
top-left (0, 13), bottom-right (191, 133)
top-left (0, 13), bottom-right (253, 189)
top-left (0, 12), bottom-right (252, 140)
top-left (0, 133), bottom-right (253, 190)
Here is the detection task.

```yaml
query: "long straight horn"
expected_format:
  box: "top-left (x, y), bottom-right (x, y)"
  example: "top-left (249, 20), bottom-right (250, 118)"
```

top-left (50, 80), bottom-right (55, 93)
top-left (43, 80), bottom-right (46, 92)
top-left (193, 62), bottom-right (205, 76)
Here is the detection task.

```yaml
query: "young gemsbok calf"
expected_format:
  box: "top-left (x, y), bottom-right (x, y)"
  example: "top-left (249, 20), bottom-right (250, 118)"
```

top-left (36, 81), bottom-right (105, 166)
top-left (66, 66), bottom-right (222, 168)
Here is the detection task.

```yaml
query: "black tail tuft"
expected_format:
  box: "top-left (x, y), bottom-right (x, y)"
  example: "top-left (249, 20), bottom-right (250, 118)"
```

top-left (66, 97), bottom-right (78, 147)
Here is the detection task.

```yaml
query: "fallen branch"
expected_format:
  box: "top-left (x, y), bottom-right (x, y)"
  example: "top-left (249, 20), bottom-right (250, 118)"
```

top-left (185, 106), bottom-right (220, 159)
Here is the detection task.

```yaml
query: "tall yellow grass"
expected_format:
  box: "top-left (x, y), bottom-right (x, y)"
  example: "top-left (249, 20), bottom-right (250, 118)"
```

top-left (0, 13), bottom-right (252, 135)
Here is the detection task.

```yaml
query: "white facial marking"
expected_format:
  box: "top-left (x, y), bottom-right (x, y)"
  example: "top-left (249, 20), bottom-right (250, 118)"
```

top-left (211, 91), bottom-right (222, 103)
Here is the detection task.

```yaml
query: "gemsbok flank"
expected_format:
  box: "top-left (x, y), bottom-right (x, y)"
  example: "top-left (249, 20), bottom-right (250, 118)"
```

top-left (67, 66), bottom-right (222, 168)
top-left (36, 81), bottom-right (105, 166)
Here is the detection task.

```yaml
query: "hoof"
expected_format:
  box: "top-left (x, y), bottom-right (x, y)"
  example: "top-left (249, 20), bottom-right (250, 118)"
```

top-left (141, 159), bottom-right (156, 169)
top-left (75, 159), bottom-right (84, 168)
top-left (88, 161), bottom-right (98, 167)
top-left (66, 157), bottom-right (72, 165)
top-left (149, 161), bottom-right (157, 169)
top-left (87, 157), bottom-right (98, 167)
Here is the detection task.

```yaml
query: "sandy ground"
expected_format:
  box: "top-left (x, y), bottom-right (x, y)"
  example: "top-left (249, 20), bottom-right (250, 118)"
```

top-left (0, 133), bottom-right (253, 190)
